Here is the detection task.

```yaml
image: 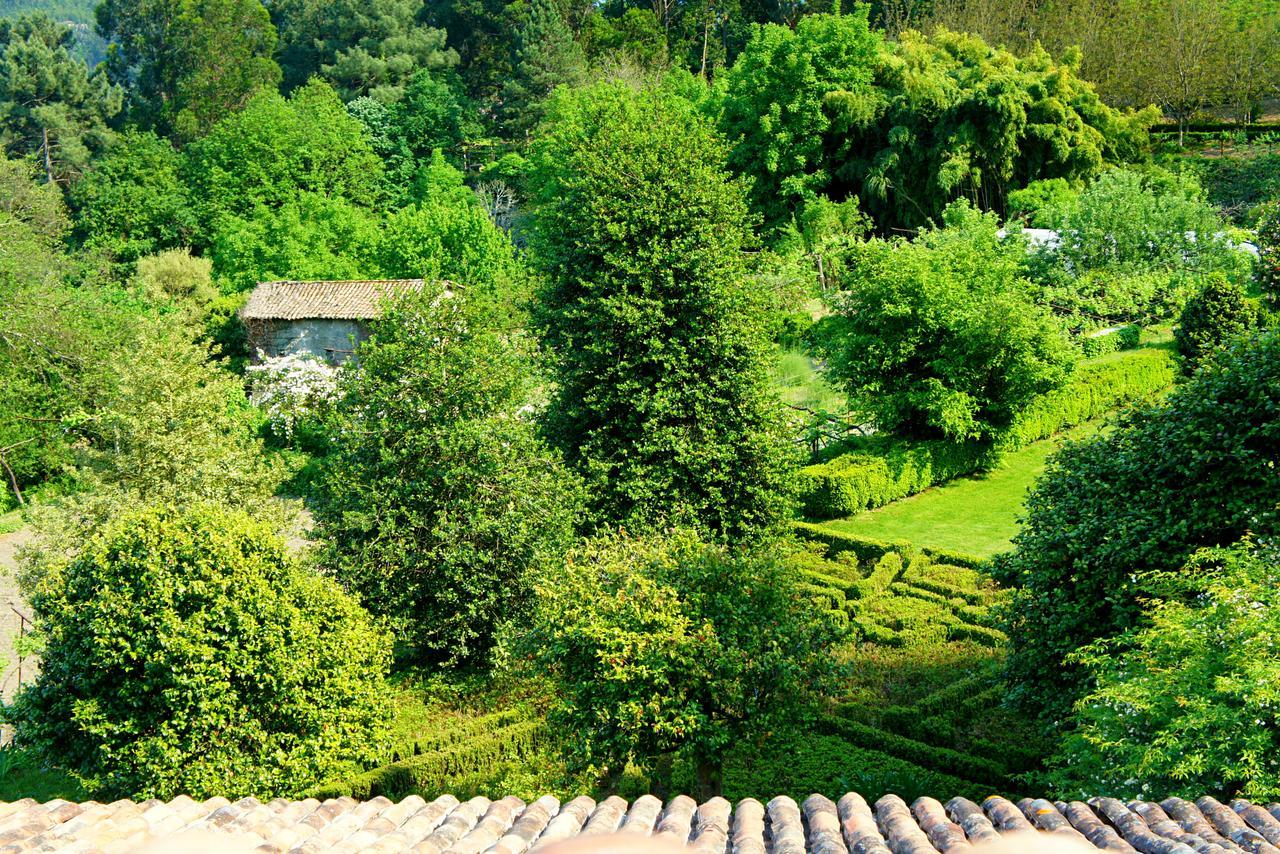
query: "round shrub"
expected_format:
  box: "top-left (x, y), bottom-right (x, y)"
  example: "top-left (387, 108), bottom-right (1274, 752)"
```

top-left (1175, 273), bottom-right (1255, 374)
top-left (10, 503), bottom-right (392, 800)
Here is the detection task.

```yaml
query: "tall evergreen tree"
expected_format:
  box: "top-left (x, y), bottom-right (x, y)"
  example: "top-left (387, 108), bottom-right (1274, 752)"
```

top-left (96, 0), bottom-right (280, 139)
top-left (528, 82), bottom-right (797, 542)
top-left (0, 14), bottom-right (121, 185)
top-left (501, 0), bottom-right (587, 136)
top-left (271, 0), bottom-right (457, 102)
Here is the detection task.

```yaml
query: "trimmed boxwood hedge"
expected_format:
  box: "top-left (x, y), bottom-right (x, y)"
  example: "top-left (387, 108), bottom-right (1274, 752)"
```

top-left (820, 713), bottom-right (1008, 787)
top-left (798, 344), bottom-right (1176, 519)
top-left (309, 719), bottom-right (547, 800)
top-left (792, 523), bottom-right (986, 569)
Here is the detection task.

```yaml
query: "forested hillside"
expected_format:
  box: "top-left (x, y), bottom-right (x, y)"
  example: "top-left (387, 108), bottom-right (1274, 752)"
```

top-left (1, 0), bottom-right (1279, 815)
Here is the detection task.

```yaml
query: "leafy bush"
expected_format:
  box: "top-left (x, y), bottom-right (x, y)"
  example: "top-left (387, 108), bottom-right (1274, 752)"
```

top-left (9, 503), bottom-right (392, 800)
top-left (1049, 541), bottom-right (1280, 801)
top-left (509, 531), bottom-right (849, 796)
top-left (819, 715), bottom-right (1007, 786)
top-left (314, 286), bottom-right (581, 665)
top-left (813, 202), bottom-right (1075, 443)
top-left (1007, 178), bottom-right (1077, 228)
top-left (1175, 274), bottom-right (1256, 374)
top-left (85, 324), bottom-right (278, 506)
top-left (997, 342), bottom-right (1175, 449)
top-left (993, 329), bottom-right (1280, 722)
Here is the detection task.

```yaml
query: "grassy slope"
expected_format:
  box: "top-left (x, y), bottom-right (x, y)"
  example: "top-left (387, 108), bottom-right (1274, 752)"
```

top-left (823, 421), bottom-right (1102, 558)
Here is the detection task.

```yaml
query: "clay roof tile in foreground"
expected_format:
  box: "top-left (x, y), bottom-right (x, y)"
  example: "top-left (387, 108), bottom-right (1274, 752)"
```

top-left (240, 279), bottom-right (428, 321)
top-left (3, 792), bottom-right (1280, 852)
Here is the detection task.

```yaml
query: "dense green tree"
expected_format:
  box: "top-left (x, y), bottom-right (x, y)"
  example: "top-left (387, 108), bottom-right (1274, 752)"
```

top-left (0, 158), bottom-right (131, 506)
top-left (86, 323), bottom-right (278, 505)
top-left (992, 329), bottom-right (1280, 722)
top-left (502, 0), bottom-right (588, 136)
top-left (69, 130), bottom-right (194, 262)
top-left (512, 531), bottom-right (848, 797)
top-left (182, 80), bottom-right (384, 248)
top-left (271, 0), bottom-right (457, 101)
top-left (719, 14), bottom-right (1154, 234)
top-left (11, 502), bottom-right (391, 800)
top-left (717, 8), bottom-right (882, 234)
top-left (211, 154), bottom-right (525, 294)
top-left (1047, 540), bottom-right (1280, 801)
top-left (96, 0), bottom-right (280, 138)
top-left (347, 71), bottom-right (478, 197)
top-left (813, 203), bottom-right (1075, 442)
top-left (0, 13), bottom-right (121, 184)
top-left (581, 8), bottom-right (671, 71)
top-left (1175, 273), bottom-right (1255, 374)
top-left (314, 286), bottom-right (581, 664)
top-left (528, 82), bottom-right (797, 541)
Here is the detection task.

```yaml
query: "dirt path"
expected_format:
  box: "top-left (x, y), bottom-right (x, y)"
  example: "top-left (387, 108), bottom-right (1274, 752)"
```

top-left (0, 528), bottom-right (35, 702)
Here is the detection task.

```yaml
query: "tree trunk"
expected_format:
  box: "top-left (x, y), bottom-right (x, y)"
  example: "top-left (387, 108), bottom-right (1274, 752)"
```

top-left (695, 757), bottom-right (722, 800)
top-left (41, 126), bottom-right (54, 185)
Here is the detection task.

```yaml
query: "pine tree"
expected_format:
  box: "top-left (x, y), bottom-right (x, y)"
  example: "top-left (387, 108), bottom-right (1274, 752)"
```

top-left (501, 0), bottom-right (586, 136)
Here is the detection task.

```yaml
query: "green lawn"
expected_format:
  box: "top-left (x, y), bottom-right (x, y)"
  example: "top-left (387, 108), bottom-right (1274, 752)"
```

top-left (823, 422), bottom-right (1104, 558)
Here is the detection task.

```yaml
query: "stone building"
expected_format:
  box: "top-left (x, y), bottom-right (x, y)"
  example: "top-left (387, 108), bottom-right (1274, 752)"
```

top-left (240, 279), bottom-right (426, 364)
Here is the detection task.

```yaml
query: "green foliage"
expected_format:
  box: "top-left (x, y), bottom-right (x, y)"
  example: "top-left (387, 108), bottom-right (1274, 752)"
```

top-left (313, 286), bottom-right (581, 665)
top-left (0, 160), bottom-right (137, 501)
top-left (131, 248), bottom-right (216, 325)
top-left (1034, 168), bottom-right (1242, 279)
top-left (721, 730), bottom-right (988, 805)
top-left (1257, 201), bottom-right (1280, 309)
top-left (717, 7), bottom-right (882, 234)
top-left (96, 0), bottom-right (280, 138)
top-left (0, 13), bottom-right (120, 184)
top-left (720, 17), bottom-right (1153, 234)
top-left (1006, 179), bottom-right (1077, 228)
top-left (1175, 273), bottom-right (1256, 374)
top-left (1049, 541), bottom-right (1280, 801)
top-left (992, 329), bottom-right (1280, 722)
top-left (511, 531), bottom-right (849, 794)
top-left (9, 502), bottom-right (392, 800)
top-left (528, 82), bottom-right (797, 541)
top-left (182, 79), bottom-right (384, 250)
top-left (69, 130), bottom-right (194, 262)
top-left (348, 71), bottom-right (478, 195)
top-left (813, 203), bottom-right (1075, 443)
top-left (271, 0), bottom-right (457, 101)
top-left (1186, 152), bottom-right (1280, 225)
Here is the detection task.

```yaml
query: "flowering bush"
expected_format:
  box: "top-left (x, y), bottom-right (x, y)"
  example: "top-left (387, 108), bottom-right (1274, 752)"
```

top-left (246, 352), bottom-right (339, 442)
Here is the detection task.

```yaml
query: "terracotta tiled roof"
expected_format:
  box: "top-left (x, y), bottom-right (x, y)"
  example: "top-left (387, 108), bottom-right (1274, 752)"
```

top-left (240, 280), bottom-right (427, 321)
top-left (4, 791), bottom-right (1280, 852)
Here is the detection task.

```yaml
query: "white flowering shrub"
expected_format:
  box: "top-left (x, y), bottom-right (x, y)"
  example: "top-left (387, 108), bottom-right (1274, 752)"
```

top-left (246, 352), bottom-right (339, 442)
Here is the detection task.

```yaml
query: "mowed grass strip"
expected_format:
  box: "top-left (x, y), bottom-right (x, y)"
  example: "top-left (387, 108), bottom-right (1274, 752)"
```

top-left (822, 422), bottom-right (1103, 558)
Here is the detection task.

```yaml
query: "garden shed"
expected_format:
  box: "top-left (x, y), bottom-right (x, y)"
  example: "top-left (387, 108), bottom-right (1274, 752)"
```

top-left (240, 279), bottom-right (426, 364)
